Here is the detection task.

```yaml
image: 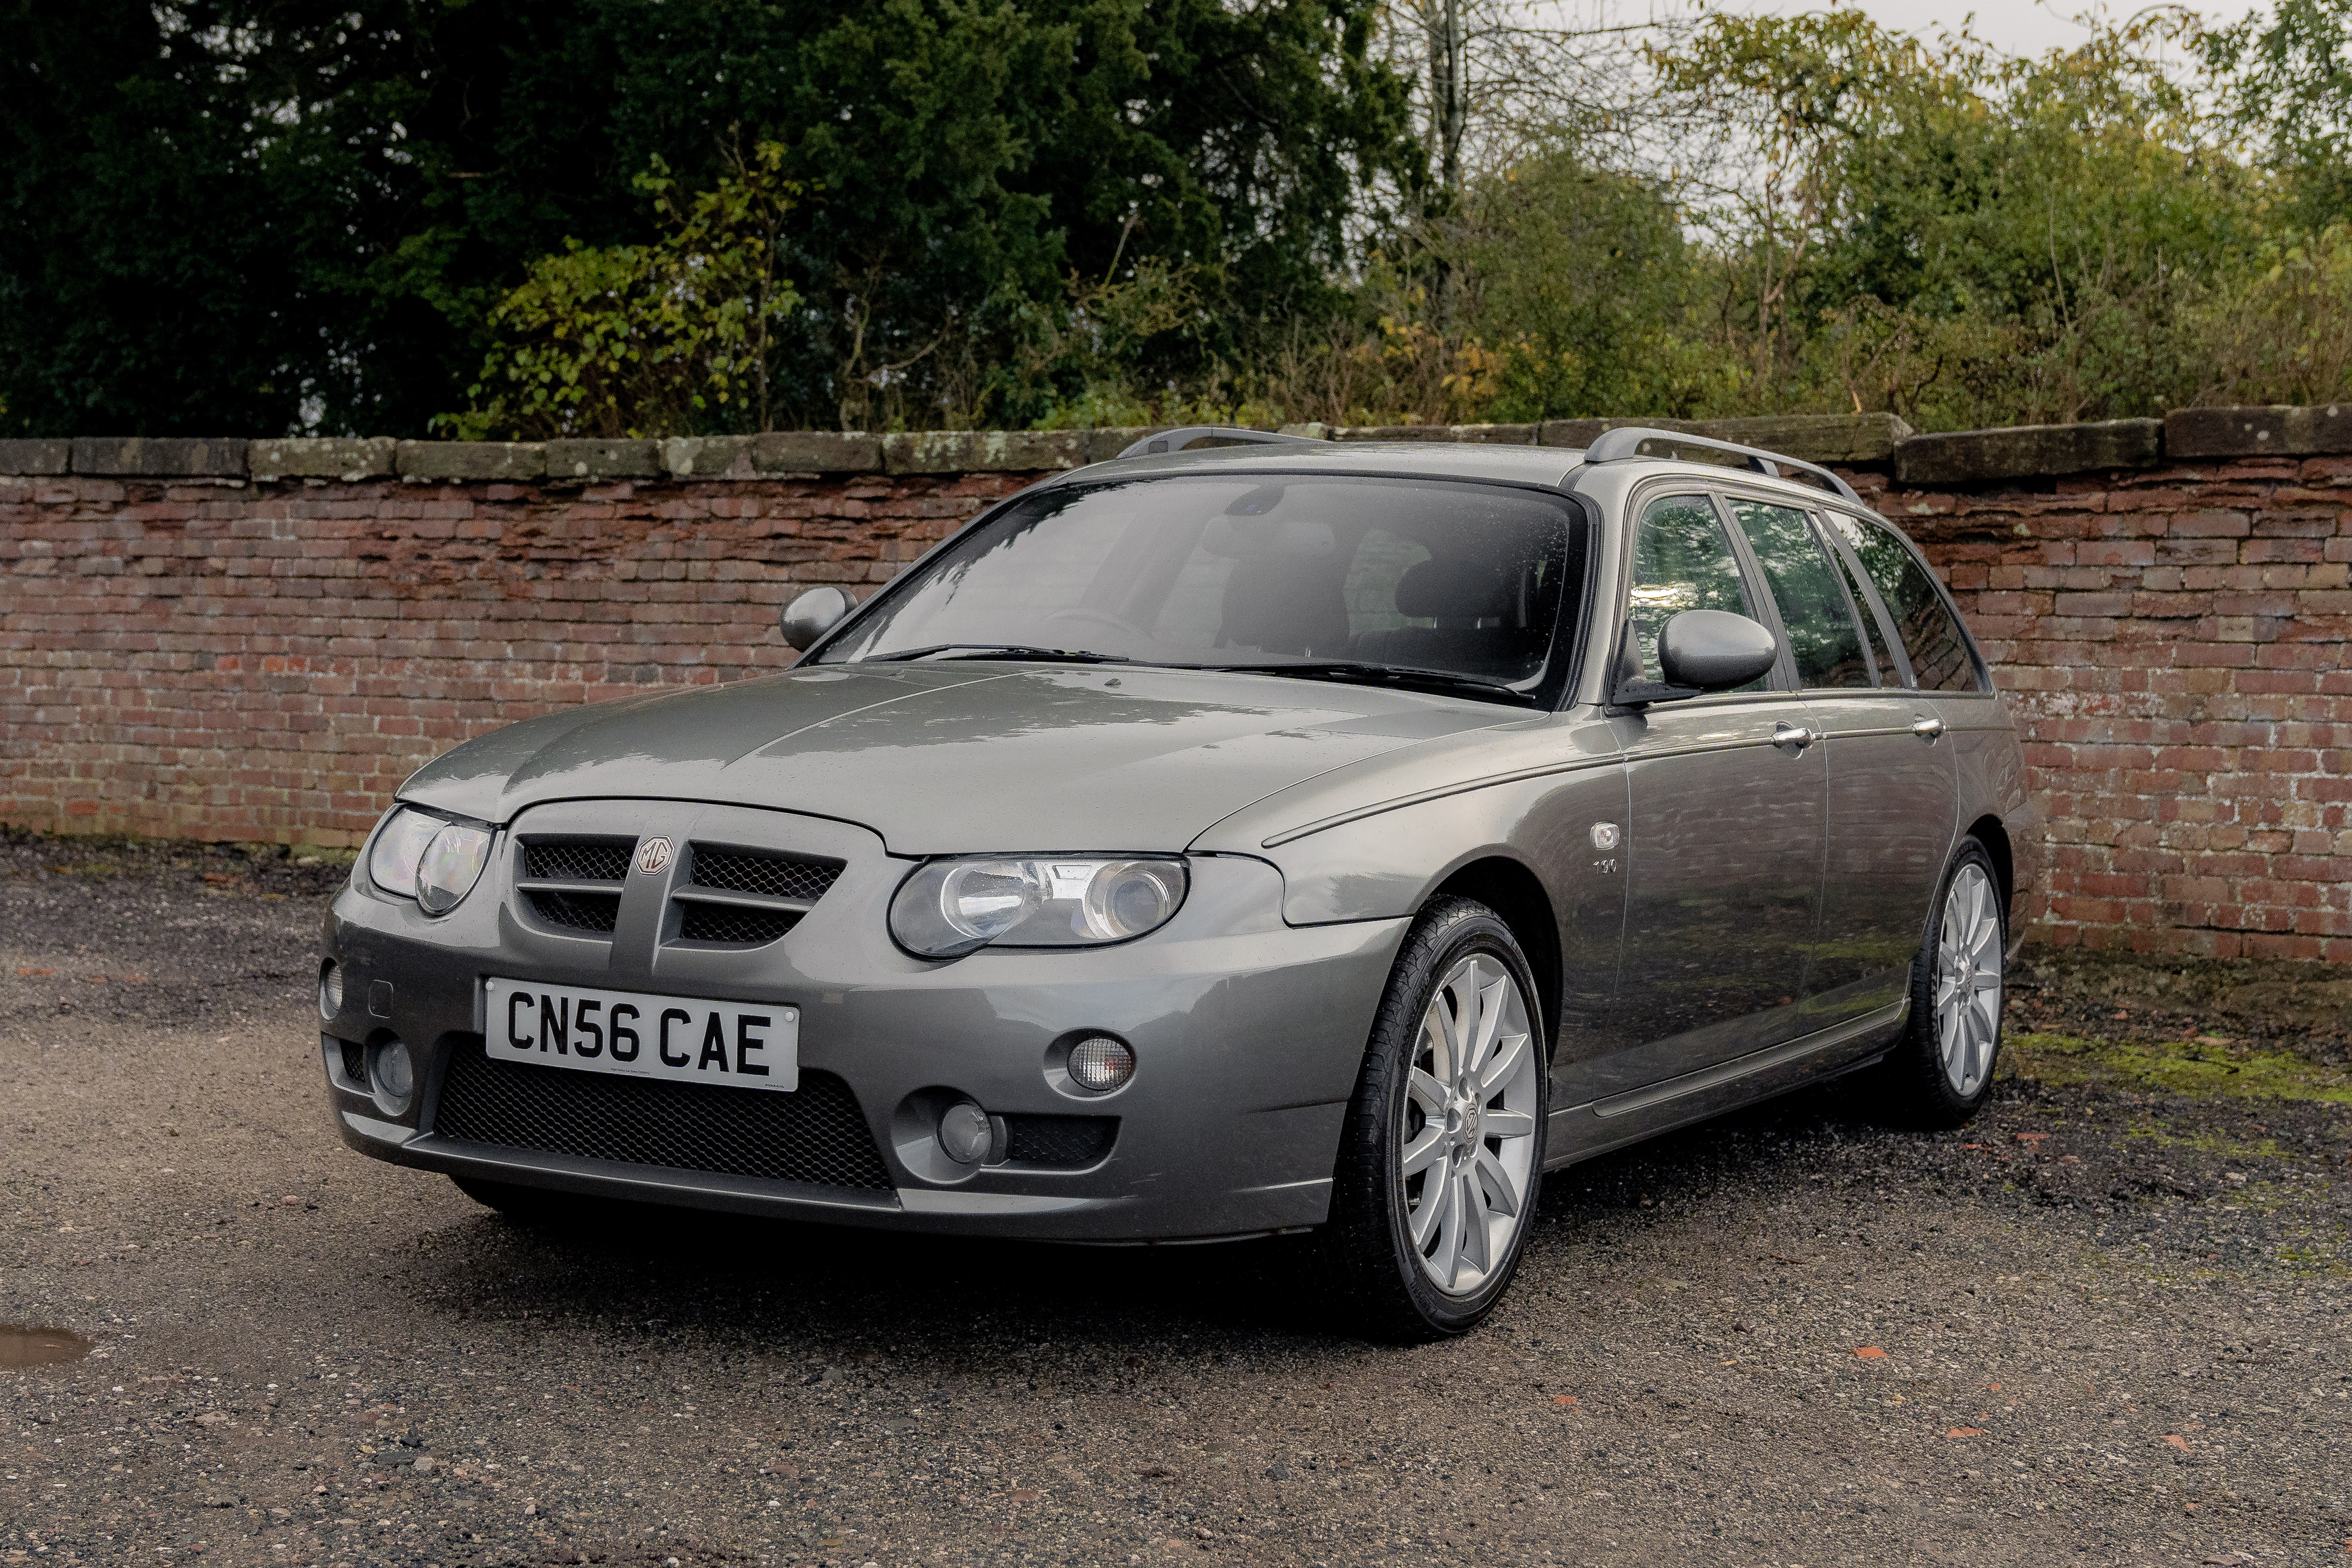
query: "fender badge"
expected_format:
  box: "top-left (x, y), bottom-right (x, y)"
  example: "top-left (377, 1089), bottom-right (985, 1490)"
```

top-left (635, 836), bottom-right (674, 875)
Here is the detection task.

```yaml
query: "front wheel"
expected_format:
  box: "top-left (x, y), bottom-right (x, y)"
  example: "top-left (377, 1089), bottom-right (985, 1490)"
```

top-left (1867, 839), bottom-right (2007, 1127)
top-left (1318, 897), bottom-right (1548, 1340)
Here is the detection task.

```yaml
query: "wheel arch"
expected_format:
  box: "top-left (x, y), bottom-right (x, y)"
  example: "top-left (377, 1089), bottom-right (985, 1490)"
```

top-left (1427, 855), bottom-right (1563, 1058)
top-left (1965, 813), bottom-right (2013, 921)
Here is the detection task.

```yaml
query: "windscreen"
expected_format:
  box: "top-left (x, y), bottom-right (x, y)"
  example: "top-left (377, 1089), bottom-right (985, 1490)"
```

top-left (816, 475), bottom-right (1583, 700)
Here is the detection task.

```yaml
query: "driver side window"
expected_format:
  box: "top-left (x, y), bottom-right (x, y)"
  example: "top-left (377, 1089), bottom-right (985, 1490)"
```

top-left (1625, 494), bottom-right (1762, 689)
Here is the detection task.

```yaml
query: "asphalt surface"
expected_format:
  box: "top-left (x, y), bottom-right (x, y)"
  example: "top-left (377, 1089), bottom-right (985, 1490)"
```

top-left (4, 840), bottom-right (2350, 1567)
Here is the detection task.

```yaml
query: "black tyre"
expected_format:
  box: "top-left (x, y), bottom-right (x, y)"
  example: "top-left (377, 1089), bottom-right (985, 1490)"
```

top-left (1868, 838), bottom-right (2008, 1128)
top-left (1319, 896), bottom-right (1548, 1340)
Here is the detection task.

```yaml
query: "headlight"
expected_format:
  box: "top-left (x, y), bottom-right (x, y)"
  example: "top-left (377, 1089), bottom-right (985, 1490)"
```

top-left (890, 856), bottom-right (1188, 958)
top-left (367, 806), bottom-right (494, 915)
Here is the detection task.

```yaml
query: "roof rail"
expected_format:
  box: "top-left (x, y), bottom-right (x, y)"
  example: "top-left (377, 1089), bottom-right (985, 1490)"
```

top-left (1115, 426), bottom-right (1326, 461)
top-left (1581, 425), bottom-right (1862, 505)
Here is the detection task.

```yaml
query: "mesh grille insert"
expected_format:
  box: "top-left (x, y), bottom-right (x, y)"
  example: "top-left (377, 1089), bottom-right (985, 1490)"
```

top-left (339, 1039), bottom-right (367, 1088)
top-left (527, 889), bottom-right (622, 934)
top-left (677, 903), bottom-right (800, 945)
top-left (433, 1039), bottom-right (893, 1191)
top-left (690, 846), bottom-right (844, 904)
top-left (1004, 1114), bottom-right (1117, 1168)
top-left (524, 839), bottom-right (634, 882)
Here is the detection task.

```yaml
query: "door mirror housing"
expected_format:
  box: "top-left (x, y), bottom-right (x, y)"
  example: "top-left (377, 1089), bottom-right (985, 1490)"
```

top-left (1657, 609), bottom-right (1779, 691)
top-left (780, 585), bottom-right (853, 651)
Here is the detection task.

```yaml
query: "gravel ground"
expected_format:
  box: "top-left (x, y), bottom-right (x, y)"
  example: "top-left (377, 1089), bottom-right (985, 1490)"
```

top-left (4, 838), bottom-right (2349, 1568)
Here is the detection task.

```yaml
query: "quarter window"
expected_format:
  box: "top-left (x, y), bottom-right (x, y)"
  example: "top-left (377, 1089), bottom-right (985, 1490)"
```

top-left (1827, 536), bottom-right (1903, 686)
top-left (1726, 499), bottom-right (1871, 689)
top-left (1829, 515), bottom-right (1981, 693)
top-left (1625, 494), bottom-right (1762, 689)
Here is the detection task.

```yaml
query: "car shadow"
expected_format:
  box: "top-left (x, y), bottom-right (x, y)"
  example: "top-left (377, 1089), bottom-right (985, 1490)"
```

top-left (395, 1072), bottom-right (1939, 1352)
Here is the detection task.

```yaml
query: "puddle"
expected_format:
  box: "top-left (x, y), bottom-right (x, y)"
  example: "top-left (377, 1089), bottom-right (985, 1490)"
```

top-left (0, 1324), bottom-right (93, 1368)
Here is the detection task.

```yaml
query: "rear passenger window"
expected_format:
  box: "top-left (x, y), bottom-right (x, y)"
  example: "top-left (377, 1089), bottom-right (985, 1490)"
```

top-left (1830, 515), bottom-right (1981, 693)
top-left (1625, 495), bottom-right (1763, 689)
top-left (1826, 539), bottom-right (1903, 686)
top-left (1726, 499), bottom-right (1871, 689)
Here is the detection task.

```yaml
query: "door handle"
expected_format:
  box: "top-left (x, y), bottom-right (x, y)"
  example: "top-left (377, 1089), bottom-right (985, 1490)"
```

top-left (1771, 722), bottom-right (1814, 752)
top-left (1910, 716), bottom-right (1946, 741)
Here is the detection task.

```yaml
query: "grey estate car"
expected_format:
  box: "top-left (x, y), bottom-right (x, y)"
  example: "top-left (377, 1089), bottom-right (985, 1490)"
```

top-left (322, 425), bottom-right (2037, 1337)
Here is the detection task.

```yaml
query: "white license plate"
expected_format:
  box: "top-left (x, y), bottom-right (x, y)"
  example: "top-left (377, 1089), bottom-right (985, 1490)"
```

top-left (484, 977), bottom-right (799, 1092)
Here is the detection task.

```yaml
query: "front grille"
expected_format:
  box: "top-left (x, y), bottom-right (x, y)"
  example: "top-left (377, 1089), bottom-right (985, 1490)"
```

top-left (1004, 1114), bottom-right (1117, 1168)
top-left (524, 839), bottom-right (634, 882)
top-left (432, 1039), bottom-right (893, 1191)
top-left (689, 846), bottom-right (844, 904)
top-left (527, 889), bottom-right (622, 934)
top-left (678, 903), bottom-right (800, 945)
top-left (339, 1039), bottom-right (367, 1087)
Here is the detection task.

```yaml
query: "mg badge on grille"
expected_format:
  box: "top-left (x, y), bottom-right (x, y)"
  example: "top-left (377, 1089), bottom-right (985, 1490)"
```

top-left (635, 837), bottom-right (673, 875)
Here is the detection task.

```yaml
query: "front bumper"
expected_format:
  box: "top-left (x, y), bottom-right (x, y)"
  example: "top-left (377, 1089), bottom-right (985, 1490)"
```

top-left (321, 802), bottom-right (1406, 1241)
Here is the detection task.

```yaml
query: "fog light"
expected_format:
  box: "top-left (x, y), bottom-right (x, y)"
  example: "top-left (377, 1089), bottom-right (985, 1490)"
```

top-left (369, 1037), bottom-right (416, 1117)
top-left (937, 1100), bottom-right (993, 1165)
top-left (318, 960), bottom-right (343, 1021)
top-left (1067, 1036), bottom-right (1136, 1093)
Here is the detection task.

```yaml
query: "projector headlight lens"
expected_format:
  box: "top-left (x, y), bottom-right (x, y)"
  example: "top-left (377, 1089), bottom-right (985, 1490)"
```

top-left (890, 856), bottom-right (1188, 958)
top-left (367, 807), bottom-right (494, 915)
top-left (367, 808), bottom-right (442, 899)
top-left (416, 823), bottom-right (494, 914)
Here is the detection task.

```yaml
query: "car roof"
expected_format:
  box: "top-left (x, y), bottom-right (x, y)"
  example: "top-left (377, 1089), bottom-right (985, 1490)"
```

top-left (1061, 439), bottom-right (1861, 515)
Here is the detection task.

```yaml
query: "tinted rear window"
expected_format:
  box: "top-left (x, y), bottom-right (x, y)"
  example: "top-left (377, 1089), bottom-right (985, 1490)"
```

top-left (1829, 515), bottom-right (1982, 693)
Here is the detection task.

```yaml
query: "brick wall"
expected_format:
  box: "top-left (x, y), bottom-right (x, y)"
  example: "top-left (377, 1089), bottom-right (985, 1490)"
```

top-left (3, 418), bottom-right (2346, 958)
top-left (0, 470), bottom-right (1027, 849)
top-left (1855, 458), bottom-right (2351, 962)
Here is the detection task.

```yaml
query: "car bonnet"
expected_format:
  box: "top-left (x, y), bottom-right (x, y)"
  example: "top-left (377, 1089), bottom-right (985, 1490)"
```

top-left (394, 662), bottom-right (1519, 854)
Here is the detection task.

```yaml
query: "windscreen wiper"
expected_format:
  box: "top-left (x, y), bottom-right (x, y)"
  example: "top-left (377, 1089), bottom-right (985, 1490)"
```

top-left (1191, 661), bottom-right (1541, 708)
top-left (856, 644), bottom-right (1133, 665)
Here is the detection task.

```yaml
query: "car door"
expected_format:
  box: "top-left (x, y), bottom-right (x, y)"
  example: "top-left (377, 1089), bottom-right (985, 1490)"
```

top-left (1596, 490), bottom-right (1828, 1098)
top-left (1727, 496), bottom-right (1960, 1033)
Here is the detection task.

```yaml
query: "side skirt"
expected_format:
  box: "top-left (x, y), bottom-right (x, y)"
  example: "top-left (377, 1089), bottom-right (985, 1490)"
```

top-left (1541, 1000), bottom-right (1907, 1170)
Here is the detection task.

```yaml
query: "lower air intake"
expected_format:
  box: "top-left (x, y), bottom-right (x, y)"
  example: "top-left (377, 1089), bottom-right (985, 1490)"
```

top-left (1003, 1114), bottom-right (1118, 1168)
top-left (432, 1039), bottom-right (893, 1191)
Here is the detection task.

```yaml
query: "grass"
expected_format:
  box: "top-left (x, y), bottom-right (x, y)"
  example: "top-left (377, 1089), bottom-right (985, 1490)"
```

top-left (2005, 1031), bottom-right (2352, 1104)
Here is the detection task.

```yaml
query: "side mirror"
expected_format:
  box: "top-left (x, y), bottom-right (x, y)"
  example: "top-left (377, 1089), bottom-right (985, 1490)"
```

top-left (780, 585), bottom-right (852, 652)
top-left (1657, 609), bottom-right (1778, 691)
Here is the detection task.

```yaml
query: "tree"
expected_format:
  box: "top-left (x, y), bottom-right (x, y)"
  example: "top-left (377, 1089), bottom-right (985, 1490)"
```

top-left (0, 0), bottom-right (1417, 437)
top-left (2207, 0), bottom-right (2352, 228)
top-left (449, 142), bottom-right (802, 439)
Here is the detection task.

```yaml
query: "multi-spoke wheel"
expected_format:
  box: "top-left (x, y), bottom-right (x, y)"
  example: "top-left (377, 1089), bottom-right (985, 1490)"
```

top-left (1400, 954), bottom-right (1541, 1295)
top-left (1321, 897), bottom-right (1548, 1339)
top-left (1934, 861), bottom-right (2003, 1097)
top-left (1869, 839), bottom-right (2008, 1127)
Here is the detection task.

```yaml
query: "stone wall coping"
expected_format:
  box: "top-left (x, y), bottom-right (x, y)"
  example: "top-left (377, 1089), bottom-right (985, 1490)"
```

top-left (9, 405), bottom-right (2350, 489)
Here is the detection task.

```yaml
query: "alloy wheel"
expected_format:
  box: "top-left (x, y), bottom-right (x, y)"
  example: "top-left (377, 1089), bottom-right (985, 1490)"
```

top-left (1934, 863), bottom-right (2004, 1096)
top-left (1399, 953), bottom-right (1540, 1295)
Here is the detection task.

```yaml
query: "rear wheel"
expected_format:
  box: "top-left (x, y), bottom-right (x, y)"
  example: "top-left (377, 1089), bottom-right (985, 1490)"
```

top-left (1319, 897), bottom-right (1547, 1340)
top-left (1868, 839), bottom-right (2007, 1127)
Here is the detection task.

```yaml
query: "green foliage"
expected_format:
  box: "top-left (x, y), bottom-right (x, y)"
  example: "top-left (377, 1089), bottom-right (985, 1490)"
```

top-left (2207, 0), bottom-right (2352, 226)
top-left (2008, 1032), bottom-right (2352, 1104)
top-left (447, 144), bottom-right (801, 440)
top-left (2188, 225), bottom-right (2352, 405)
top-left (7, 0), bottom-right (2351, 437)
top-left (1, 0), bottom-right (1414, 437)
top-left (1452, 154), bottom-right (1726, 422)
